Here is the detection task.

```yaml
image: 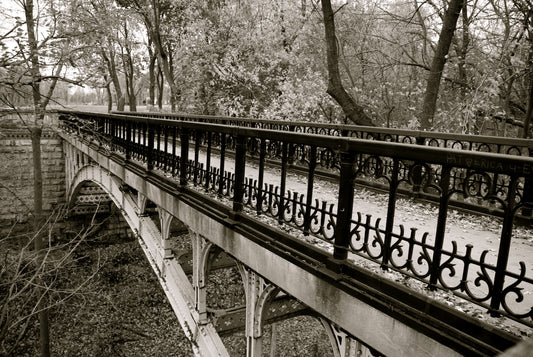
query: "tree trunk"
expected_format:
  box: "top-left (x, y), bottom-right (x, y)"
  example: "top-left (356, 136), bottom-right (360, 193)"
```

top-left (105, 80), bottom-right (113, 112)
top-left (524, 74), bottom-right (533, 139)
top-left (122, 23), bottom-right (137, 112)
top-left (320, 0), bottom-right (374, 126)
top-left (157, 64), bottom-right (164, 110)
top-left (24, 1), bottom-right (49, 355)
top-left (102, 49), bottom-right (125, 111)
top-left (154, 41), bottom-right (179, 111)
top-left (457, 1), bottom-right (469, 133)
top-left (523, 10), bottom-right (533, 138)
top-left (419, 0), bottom-right (464, 130)
top-left (150, 0), bottom-right (180, 112)
top-left (148, 43), bottom-right (156, 108)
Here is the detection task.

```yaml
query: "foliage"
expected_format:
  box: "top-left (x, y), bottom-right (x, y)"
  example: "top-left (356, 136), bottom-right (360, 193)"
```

top-left (4, 0), bottom-right (533, 129)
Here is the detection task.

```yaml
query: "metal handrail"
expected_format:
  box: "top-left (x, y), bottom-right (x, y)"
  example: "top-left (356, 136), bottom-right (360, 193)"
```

top-left (59, 110), bottom-right (533, 327)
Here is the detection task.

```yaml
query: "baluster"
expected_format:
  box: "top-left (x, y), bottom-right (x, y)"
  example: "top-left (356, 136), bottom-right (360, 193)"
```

top-left (138, 122), bottom-right (143, 159)
top-left (172, 127), bottom-right (177, 175)
top-left (256, 139), bottom-right (266, 215)
top-left (288, 125), bottom-right (295, 165)
top-left (522, 148), bottom-right (533, 217)
top-left (303, 146), bottom-right (317, 235)
top-left (232, 135), bottom-right (246, 214)
top-left (429, 165), bottom-right (452, 289)
top-left (205, 131), bottom-right (212, 191)
top-left (147, 122), bottom-right (154, 171)
top-left (119, 119), bottom-right (123, 145)
top-left (490, 175), bottom-right (519, 315)
top-left (164, 125), bottom-right (169, 170)
top-left (278, 142), bottom-right (289, 224)
top-left (218, 133), bottom-right (226, 195)
top-left (382, 158), bottom-right (400, 269)
top-left (153, 124), bottom-right (159, 167)
top-left (333, 152), bottom-right (357, 261)
top-left (136, 122), bottom-right (141, 159)
top-left (194, 130), bottom-right (201, 185)
top-left (180, 128), bottom-right (189, 187)
top-left (109, 119), bottom-right (115, 151)
top-left (125, 121), bottom-right (131, 161)
top-left (412, 136), bottom-right (426, 194)
top-left (460, 245), bottom-right (474, 292)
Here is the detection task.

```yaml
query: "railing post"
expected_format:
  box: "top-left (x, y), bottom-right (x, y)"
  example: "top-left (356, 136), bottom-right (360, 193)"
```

top-left (412, 135), bottom-right (426, 194)
top-left (218, 133), bottom-right (226, 195)
top-left (194, 130), bottom-right (201, 185)
top-left (429, 165), bottom-right (451, 289)
top-left (172, 127), bottom-right (177, 176)
top-left (125, 121), bottom-right (131, 161)
top-left (163, 125), bottom-right (169, 170)
top-left (288, 125), bottom-right (295, 165)
top-left (155, 124), bottom-right (161, 166)
top-left (333, 151), bottom-right (357, 261)
top-left (205, 131), bottom-right (212, 191)
top-left (381, 158), bottom-right (399, 269)
top-left (303, 146), bottom-right (317, 235)
top-left (490, 175), bottom-right (518, 316)
top-left (522, 147), bottom-right (533, 217)
top-left (109, 118), bottom-right (116, 150)
top-left (147, 122), bottom-right (154, 171)
top-left (256, 139), bottom-right (266, 214)
top-left (180, 128), bottom-right (189, 187)
top-left (232, 135), bottom-right (246, 214)
top-left (278, 142), bottom-right (289, 224)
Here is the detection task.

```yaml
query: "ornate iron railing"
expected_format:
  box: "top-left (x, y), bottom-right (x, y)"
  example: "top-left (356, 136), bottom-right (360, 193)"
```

top-left (111, 111), bottom-right (533, 220)
top-left (60, 111), bottom-right (533, 328)
top-left (113, 111), bottom-right (533, 156)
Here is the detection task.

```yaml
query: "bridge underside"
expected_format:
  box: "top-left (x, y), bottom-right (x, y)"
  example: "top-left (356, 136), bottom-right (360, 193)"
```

top-left (61, 132), bottom-right (517, 357)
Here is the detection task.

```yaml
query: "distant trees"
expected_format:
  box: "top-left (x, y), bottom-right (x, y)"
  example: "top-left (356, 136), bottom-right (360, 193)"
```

top-left (27, 0), bottom-right (524, 134)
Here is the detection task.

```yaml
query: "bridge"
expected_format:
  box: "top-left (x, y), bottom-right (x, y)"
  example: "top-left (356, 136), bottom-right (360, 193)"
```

top-left (55, 110), bottom-right (533, 356)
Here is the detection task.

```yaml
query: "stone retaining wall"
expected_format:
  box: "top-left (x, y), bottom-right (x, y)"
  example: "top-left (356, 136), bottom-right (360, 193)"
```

top-left (0, 127), bottom-right (66, 232)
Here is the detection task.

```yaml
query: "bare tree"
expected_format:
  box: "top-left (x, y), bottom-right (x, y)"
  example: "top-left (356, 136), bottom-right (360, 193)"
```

top-left (419, 0), bottom-right (465, 130)
top-left (0, 211), bottom-right (100, 356)
top-left (320, 0), bottom-right (375, 126)
top-left (0, 1), bottom-right (78, 354)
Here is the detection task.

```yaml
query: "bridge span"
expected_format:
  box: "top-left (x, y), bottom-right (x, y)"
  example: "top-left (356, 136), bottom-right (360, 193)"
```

top-left (58, 111), bottom-right (533, 356)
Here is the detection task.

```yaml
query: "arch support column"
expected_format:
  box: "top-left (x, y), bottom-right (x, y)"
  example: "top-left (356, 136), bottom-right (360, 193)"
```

top-left (237, 264), bottom-right (280, 357)
top-left (158, 208), bottom-right (174, 259)
top-left (136, 193), bottom-right (148, 216)
top-left (320, 319), bottom-right (380, 357)
top-left (191, 232), bottom-right (221, 324)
